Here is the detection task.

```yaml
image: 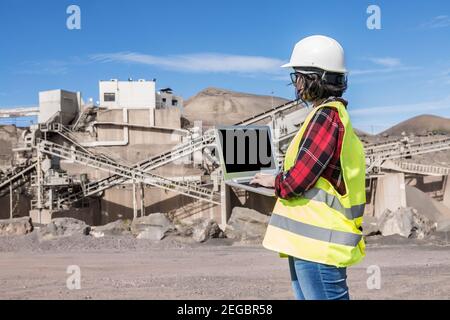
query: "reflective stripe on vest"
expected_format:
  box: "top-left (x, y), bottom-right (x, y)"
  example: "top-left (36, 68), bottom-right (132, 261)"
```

top-left (303, 188), bottom-right (365, 220)
top-left (270, 213), bottom-right (362, 247)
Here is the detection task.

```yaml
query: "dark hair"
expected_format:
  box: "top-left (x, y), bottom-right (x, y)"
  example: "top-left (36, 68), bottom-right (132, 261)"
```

top-left (295, 67), bottom-right (347, 102)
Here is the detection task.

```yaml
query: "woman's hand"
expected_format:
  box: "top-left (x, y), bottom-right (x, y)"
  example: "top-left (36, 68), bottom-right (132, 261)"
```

top-left (250, 173), bottom-right (276, 188)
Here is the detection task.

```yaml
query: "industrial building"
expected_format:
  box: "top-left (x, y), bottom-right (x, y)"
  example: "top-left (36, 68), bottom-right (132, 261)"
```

top-left (1, 79), bottom-right (450, 229)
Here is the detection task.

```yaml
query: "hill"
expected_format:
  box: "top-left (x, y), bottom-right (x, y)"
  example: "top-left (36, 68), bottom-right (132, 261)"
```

top-left (183, 87), bottom-right (289, 126)
top-left (380, 114), bottom-right (450, 136)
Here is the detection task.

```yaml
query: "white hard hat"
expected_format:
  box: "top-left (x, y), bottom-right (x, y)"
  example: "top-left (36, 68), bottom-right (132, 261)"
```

top-left (282, 35), bottom-right (347, 73)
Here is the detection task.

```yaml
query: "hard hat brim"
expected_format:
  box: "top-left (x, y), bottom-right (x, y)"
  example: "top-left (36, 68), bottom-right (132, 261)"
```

top-left (281, 62), bottom-right (347, 73)
top-left (281, 62), bottom-right (293, 68)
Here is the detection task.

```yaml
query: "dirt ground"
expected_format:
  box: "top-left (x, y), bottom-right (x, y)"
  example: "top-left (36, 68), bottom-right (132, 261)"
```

top-left (0, 234), bottom-right (449, 300)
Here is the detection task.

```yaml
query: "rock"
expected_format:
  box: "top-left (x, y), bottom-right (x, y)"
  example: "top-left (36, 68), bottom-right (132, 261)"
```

top-left (377, 207), bottom-right (437, 239)
top-left (90, 220), bottom-right (131, 238)
top-left (192, 219), bottom-right (225, 243)
top-left (0, 217), bottom-right (33, 236)
top-left (173, 222), bottom-right (194, 237)
top-left (131, 213), bottom-right (175, 241)
top-left (378, 208), bottom-right (414, 238)
top-left (225, 207), bottom-right (269, 243)
top-left (38, 218), bottom-right (90, 240)
top-left (90, 219), bottom-right (131, 238)
top-left (362, 215), bottom-right (380, 237)
top-left (410, 209), bottom-right (437, 239)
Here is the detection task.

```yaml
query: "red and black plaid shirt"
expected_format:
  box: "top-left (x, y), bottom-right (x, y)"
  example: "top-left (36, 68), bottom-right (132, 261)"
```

top-left (275, 99), bottom-right (347, 199)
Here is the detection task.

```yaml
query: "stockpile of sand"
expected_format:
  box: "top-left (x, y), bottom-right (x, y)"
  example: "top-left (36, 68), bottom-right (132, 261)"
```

top-left (183, 87), bottom-right (289, 127)
top-left (405, 185), bottom-right (450, 231)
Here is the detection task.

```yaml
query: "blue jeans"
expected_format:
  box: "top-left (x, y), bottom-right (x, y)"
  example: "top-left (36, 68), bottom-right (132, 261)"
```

top-left (288, 256), bottom-right (350, 300)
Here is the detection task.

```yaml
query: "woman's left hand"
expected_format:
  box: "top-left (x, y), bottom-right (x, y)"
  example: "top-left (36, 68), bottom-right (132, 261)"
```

top-left (250, 173), bottom-right (276, 188)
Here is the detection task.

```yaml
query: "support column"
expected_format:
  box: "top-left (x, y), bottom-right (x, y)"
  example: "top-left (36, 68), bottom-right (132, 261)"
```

top-left (374, 173), bottom-right (407, 218)
top-left (36, 149), bottom-right (43, 210)
top-left (49, 189), bottom-right (53, 211)
top-left (132, 180), bottom-right (137, 220)
top-left (220, 180), bottom-right (231, 230)
top-left (149, 107), bottom-right (155, 127)
top-left (443, 175), bottom-right (450, 209)
top-left (9, 183), bottom-right (13, 219)
top-left (139, 183), bottom-right (145, 217)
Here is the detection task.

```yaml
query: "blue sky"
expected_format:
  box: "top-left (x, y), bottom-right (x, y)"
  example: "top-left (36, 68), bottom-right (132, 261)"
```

top-left (0, 0), bottom-right (449, 133)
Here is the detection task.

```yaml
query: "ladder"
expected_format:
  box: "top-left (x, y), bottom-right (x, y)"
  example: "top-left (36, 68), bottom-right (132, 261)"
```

top-left (37, 140), bottom-right (220, 205)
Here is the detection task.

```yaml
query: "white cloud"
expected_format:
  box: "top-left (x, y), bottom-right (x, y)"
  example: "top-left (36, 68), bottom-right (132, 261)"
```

top-left (423, 67), bottom-right (450, 87)
top-left (350, 66), bottom-right (420, 77)
top-left (0, 105), bottom-right (38, 113)
top-left (348, 57), bottom-right (422, 78)
top-left (420, 15), bottom-right (450, 29)
top-left (367, 57), bottom-right (402, 67)
top-left (351, 96), bottom-right (450, 134)
top-left (351, 96), bottom-right (450, 117)
top-left (90, 52), bottom-right (285, 74)
top-left (14, 60), bottom-right (69, 75)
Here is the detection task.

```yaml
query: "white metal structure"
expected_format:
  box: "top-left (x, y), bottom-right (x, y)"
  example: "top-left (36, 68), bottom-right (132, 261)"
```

top-left (49, 99), bottom-right (304, 207)
top-left (381, 160), bottom-right (450, 176)
top-left (37, 139), bottom-right (220, 205)
top-left (365, 136), bottom-right (450, 173)
top-left (0, 162), bottom-right (36, 197)
top-left (99, 79), bottom-right (156, 109)
top-left (38, 90), bottom-right (81, 124)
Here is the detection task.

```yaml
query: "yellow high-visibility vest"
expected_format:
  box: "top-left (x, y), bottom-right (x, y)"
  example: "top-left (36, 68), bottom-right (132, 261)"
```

top-left (263, 100), bottom-right (366, 267)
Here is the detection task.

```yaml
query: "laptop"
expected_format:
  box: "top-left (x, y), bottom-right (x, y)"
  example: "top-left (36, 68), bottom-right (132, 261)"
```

top-left (215, 125), bottom-right (278, 197)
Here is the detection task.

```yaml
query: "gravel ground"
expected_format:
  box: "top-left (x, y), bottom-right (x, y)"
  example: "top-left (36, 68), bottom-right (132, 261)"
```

top-left (0, 233), bottom-right (449, 300)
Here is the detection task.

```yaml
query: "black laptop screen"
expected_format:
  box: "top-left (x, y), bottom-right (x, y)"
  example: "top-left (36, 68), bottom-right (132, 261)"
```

top-left (218, 127), bottom-right (275, 173)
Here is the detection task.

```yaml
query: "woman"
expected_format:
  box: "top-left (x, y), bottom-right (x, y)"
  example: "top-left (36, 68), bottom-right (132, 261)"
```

top-left (250, 35), bottom-right (366, 300)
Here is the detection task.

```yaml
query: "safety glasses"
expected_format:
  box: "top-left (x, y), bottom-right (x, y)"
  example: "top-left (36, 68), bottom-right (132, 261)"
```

top-left (290, 71), bottom-right (314, 87)
top-left (290, 72), bottom-right (310, 86)
top-left (290, 70), bottom-right (347, 86)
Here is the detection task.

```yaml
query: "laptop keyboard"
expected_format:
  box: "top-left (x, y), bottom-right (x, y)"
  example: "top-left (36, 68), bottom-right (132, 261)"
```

top-left (226, 179), bottom-right (276, 196)
top-left (236, 180), bottom-right (272, 189)
top-left (232, 178), bottom-right (252, 184)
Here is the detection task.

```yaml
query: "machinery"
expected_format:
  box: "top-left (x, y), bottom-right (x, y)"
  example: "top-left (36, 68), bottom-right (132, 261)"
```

top-left (1, 82), bottom-right (450, 224)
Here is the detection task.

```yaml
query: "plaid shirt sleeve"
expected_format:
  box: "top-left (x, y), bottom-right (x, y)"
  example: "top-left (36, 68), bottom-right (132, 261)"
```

top-left (274, 107), bottom-right (341, 200)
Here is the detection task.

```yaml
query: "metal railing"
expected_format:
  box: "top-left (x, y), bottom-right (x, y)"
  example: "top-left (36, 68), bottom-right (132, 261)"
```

top-left (0, 162), bottom-right (37, 197)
